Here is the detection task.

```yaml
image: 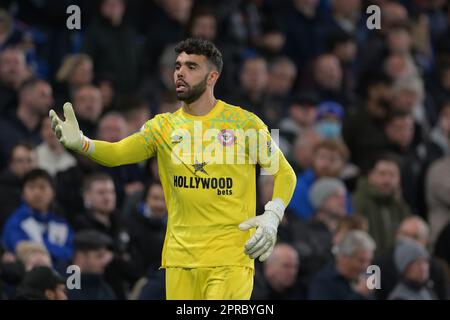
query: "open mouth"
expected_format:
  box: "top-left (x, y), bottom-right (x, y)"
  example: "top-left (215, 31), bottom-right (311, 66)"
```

top-left (176, 81), bottom-right (188, 92)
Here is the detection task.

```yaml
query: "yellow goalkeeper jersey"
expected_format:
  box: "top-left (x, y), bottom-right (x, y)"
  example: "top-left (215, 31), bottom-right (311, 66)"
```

top-left (89, 99), bottom-right (296, 269)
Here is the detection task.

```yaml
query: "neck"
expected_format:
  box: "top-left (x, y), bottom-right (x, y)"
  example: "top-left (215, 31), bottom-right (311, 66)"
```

top-left (182, 91), bottom-right (217, 116)
top-left (93, 211), bottom-right (111, 226)
top-left (17, 106), bottom-right (40, 131)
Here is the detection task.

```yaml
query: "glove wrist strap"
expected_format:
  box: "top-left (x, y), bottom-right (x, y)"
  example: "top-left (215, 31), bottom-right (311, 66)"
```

top-left (264, 198), bottom-right (285, 223)
top-left (80, 134), bottom-right (94, 155)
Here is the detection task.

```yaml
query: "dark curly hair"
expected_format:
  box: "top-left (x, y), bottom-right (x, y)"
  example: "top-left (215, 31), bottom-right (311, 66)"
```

top-left (174, 38), bottom-right (223, 73)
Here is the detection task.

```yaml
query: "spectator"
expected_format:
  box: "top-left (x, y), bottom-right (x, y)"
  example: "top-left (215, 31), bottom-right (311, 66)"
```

top-left (332, 215), bottom-right (368, 246)
top-left (126, 181), bottom-right (167, 276)
top-left (96, 112), bottom-right (144, 207)
top-left (82, 0), bottom-right (140, 95)
top-left (2, 169), bottom-right (74, 266)
top-left (325, 0), bottom-right (362, 35)
top-left (36, 117), bottom-right (76, 177)
top-left (312, 54), bottom-right (348, 107)
top-left (315, 101), bottom-right (345, 140)
top-left (352, 153), bottom-right (411, 256)
top-left (54, 54), bottom-right (94, 110)
top-left (138, 45), bottom-right (177, 114)
top-left (308, 230), bottom-right (376, 300)
top-left (15, 241), bottom-right (52, 272)
top-left (121, 98), bottom-right (151, 135)
top-left (288, 139), bottom-right (350, 220)
top-left (280, 0), bottom-right (324, 72)
top-left (383, 112), bottom-right (427, 215)
top-left (72, 85), bottom-right (103, 138)
top-left (426, 101), bottom-right (450, 163)
top-left (343, 72), bottom-right (393, 168)
top-left (145, 0), bottom-right (192, 74)
top-left (426, 156), bottom-right (450, 246)
top-left (375, 216), bottom-right (448, 300)
top-left (279, 92), bottom-right (319, 156)
top-left (252, 243), bottom-right (305, 300)
top-left (260, 57), bottom-right (297, 128)
top-left (0, 142), bottom-right (37, 229)
top-left (0, 9), bottom-right (24, 51)
top-left (0, 78), bottom-right (53, 169)
top-left (67, 230), bottom-right (116, 300)
top-left (391, 76), bottom-right (429, 137)
top-left (232, 55), bottom-right (269, 118)
top-left (75, 172), bottom-right (137, 299)
top-left (13, 266), bottom-right (67, 300)
top-left (289, 129), bottom-right (322, 174)
top-left (0, 47), bottom-right (30, 115)
top-left (290, 178), bottom-right (349, 283)
top-left (326, 30), bottom-right (358, 105)
top-left (389, 239), bottom-right (436, 300)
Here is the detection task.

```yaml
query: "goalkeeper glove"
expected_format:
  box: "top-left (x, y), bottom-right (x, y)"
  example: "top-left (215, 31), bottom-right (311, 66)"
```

top-left (49, 102), bottom-right (93, 154)
top-left (239, 198), bottom-right (285, 262)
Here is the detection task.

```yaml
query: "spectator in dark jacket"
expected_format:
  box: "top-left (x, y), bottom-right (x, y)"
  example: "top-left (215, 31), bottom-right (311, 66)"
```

top-left (82, 0), bottom-right (140, 95)
top-left (342, 72), bottom-right (392, 168)
top-left (0, 48), bottom-right (30, 116)
top-left (0, 142), bottom-right (37, 230)
top-left (383, 112), bottom-right (427, 216)
top-left (252, 243), bottom-right (306, 300)
top-left (75, 172), bottom-right (138, 299)
top-left (0, 78), bottom-right (53, 169)
top-left (308, 230), bottom-right (376, 300)
top-left (13, 266), bottom-right (67, 300)
top-left (67, 230), bottom-right (116, 300)
top-left (375, 216), bottom-right (448, 300)
top-left (126, 181), bottom-right (167, 276)
top-left (352, 153), bottom-right (411, 256)
top-left (290, 177), bottom-right (348, 283)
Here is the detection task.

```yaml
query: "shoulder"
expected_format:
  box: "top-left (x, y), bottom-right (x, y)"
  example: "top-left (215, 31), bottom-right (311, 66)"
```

top-left (4, 205), bottom-right (28, 226)
top-left (140, 112), bottom-right (173, 131)
top-left (221, 100), bottom-right (268, 130)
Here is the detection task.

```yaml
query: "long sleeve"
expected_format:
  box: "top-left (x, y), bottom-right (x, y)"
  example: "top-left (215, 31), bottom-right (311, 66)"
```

top-left (272, 150), bottom-right (297, 207)
top-left (253, 113), bottom-right (296, 207)
top-left (83, 115), bottom-right (163, 167)
top-left (86, 133), bottom-right (151, 167)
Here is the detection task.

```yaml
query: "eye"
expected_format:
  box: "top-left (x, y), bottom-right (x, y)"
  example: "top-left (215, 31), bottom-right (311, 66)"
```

top-left (189, 65), bottom-right (195, 70)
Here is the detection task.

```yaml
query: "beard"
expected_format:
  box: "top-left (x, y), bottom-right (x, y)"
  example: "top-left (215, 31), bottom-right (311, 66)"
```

top-left (176, 75), bottom-right (208, 104)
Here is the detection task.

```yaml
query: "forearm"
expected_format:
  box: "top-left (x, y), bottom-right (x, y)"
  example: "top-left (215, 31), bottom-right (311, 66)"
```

top-left (272, 152), bottom-right (297, 207)
top-left (82, 133), bottom-right (150, 167)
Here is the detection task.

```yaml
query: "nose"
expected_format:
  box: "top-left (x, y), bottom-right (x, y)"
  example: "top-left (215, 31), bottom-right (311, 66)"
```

top-left (177, 70), bottom-right (185, 79)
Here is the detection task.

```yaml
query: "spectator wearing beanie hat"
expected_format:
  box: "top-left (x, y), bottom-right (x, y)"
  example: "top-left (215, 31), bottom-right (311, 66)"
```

top-left (388, 239), bottom-right (436, 300)
top-left (285, 177), bottom-right (349, 283)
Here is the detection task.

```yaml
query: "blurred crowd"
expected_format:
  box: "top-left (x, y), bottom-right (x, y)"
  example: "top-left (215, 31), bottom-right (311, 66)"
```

top-left (1, 0), bottom-right (450, 300)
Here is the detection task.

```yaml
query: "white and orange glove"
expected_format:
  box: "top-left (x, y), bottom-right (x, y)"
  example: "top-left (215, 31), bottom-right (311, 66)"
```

top-left (239, 198), bottom-right (285, 262)
top-left (49, 102), bottom-right (93, 154)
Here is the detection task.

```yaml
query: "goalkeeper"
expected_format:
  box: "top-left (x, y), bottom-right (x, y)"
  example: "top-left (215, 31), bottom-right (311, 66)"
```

top-left (49, 38), bottom-right (296, 300)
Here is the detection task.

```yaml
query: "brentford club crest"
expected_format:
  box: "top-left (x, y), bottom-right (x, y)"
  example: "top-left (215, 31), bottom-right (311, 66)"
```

top-left (218, 129), bottom-right (235, 146)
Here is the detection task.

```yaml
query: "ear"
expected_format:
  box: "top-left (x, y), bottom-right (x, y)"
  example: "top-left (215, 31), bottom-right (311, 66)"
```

top-left (208, 71), bottom-right (219, 86)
